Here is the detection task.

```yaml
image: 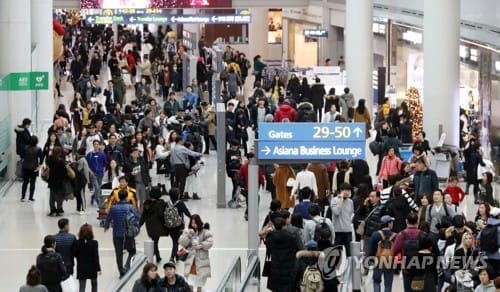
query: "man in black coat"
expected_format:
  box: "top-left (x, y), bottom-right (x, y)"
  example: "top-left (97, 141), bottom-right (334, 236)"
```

top-left (14, 118), bottom-right (32, 158)
top-left (265, 217), bottom-right (300, 292)
top-left (310, 77), bottom-right (326, 121)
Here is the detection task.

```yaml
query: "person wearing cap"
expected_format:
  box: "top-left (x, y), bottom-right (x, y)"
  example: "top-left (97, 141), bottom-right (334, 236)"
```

top-left (330, 183), bottom-right (354, 256)
top-left (123, 147), bottom-right (151, 211)
top-left (83, 123), bottom-right (104, 155)
top-left (160, 261), bottom-right (191, 291)
top-left (368, 215), bottom-right (396, 292)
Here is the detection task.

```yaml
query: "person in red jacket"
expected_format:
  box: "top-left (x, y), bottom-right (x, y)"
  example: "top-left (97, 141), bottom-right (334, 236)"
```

top-left (237, 151), bottom-right (265, 220)
top-left (274, 100), bottom-right (297, 122)
top-left (443, 176), bottom-right (465, 205)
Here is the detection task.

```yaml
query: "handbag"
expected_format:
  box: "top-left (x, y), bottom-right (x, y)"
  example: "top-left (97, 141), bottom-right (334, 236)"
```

top-left (177, 247), bottom-right (189, 261)
top-left (262, 251), bottom-right (271, 277)
top-left (410, 275), bottom-right (425, 291)
top-left (61, 275), bottom-right (77, 292)
top-left (66, 164), bottom-right (76, 179)
top-left (369, 140), bottom-right (383, 156)
top-left (286, 177), bottom-right (295, 188)
top-left (41, 166), bottom-right (50, 182)
top-left (62, 180), bottom-right (74, 200)
top-left (355, 206), bottom-right (378, 236)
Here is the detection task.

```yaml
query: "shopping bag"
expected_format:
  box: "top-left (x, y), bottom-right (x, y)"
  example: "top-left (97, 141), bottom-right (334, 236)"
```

top-left (61, 275), bottom-right (77, 292)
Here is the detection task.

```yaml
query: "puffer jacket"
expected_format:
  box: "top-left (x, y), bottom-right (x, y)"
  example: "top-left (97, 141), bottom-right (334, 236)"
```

top-left (295, 102), bottom-right (316, 122)
top-left (36, 250), bottom-right (68, 291)
top-left (356, 202), bottom-right (385, 237)
top-left (274, 103), bottom-right (297, 122)
top-left (140, 199), bottom-right (167, 238)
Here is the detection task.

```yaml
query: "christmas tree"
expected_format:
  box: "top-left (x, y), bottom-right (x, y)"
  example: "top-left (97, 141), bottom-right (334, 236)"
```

top-left (405, 87), bottom-right (423, 140)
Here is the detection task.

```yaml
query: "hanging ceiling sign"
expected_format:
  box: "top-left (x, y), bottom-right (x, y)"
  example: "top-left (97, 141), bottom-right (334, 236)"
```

top-left (81, 0), bottom-right (232, 9)
top-left (85, 13), bottom-right (251, 24)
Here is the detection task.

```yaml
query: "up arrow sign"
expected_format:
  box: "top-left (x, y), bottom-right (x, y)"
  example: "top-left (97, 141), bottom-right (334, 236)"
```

top-left (261, 146), bottom-right (271, 155)
top-left (353, 127), bottom-right (362, 138)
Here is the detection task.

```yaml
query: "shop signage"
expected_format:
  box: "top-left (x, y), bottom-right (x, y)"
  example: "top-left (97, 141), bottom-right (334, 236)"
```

top-left (81, 0), bottom-right (232, 9)
top-left (0, 72), bottom-right (49, 91)
top-left (257, 123), bottom-right (366, 161)
top-left (304, 29), bottom-right (328, 38)
top-left (86, 14), bottom-right (251, 24)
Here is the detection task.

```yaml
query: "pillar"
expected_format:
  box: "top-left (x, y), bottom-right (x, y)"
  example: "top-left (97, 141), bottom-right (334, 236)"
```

top-left (182, 9), bottom-right (200, 56)
top-left (31, 0), bottom-right (54, 135)
top-left (319, 0), bottom-right (332, 66)
top-left (0, 0), bottom-right (32, 179)
top-left (248, 8), bottom-right (269, 62)
top-left (345, 0), bottom-right (373, 112)
top-left (423, 0), bottom-right (460, 147)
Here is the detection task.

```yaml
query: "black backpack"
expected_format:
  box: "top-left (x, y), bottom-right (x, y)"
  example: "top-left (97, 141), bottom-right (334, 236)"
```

top-left (479, 223), bottom-right (500, 253)
top-left (314, 218), bottom-right (331, 242)
top-left (402, 230), bottom-right (424, 267)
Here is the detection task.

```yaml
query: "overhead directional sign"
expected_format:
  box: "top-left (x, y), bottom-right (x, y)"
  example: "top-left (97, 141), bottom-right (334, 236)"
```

top-left (0, 72), bottom-right (49, 91)
top-left (304, 29), bottom-right (328, 38)
top-left (257, 123), bottom-right (366, 161)
top-left (86, 14), bottom-right (251, 24)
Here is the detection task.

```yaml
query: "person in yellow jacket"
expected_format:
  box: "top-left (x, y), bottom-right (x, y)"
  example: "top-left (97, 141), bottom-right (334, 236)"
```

top-left (105, 176), bottom-right (138, 211)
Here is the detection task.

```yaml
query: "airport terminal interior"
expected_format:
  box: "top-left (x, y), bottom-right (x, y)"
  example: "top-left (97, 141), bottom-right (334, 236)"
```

top-left (0, 0), bottom-right (500, 291)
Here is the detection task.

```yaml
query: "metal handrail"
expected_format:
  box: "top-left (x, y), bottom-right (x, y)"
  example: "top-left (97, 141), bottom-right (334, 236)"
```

top-left (215, 256), bottom-right (242, 292)
top-left (340, 257), bottom-right (353, 292)
top-left (237, 255), bottom-right (260, 292)
top-left (110, 255), bottom-right (147, 292)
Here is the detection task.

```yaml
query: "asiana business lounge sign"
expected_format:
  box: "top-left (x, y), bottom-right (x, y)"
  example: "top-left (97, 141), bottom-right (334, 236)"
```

top-left (81, 0), bottom-right (232, 9)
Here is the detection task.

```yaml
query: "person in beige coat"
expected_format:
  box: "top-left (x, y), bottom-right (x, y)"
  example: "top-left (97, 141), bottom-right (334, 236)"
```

top-left (179, 214), bottom-right (213, 292)
top-left (273, 164), bottom-right (296, 209)
top-left (308, 163), bottom-right (330, 209)
top-left (353, 98), bottom-right (371, 139)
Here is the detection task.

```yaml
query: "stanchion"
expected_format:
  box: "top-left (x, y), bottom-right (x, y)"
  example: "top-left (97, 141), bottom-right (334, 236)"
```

top-left (144, 240), bottom-right (154, 263)
top-left (350, 241), bottom-right (362, 292)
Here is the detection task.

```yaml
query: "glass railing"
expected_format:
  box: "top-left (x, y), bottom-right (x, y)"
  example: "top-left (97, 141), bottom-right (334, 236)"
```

top-left (110, 254), bottom-right (147, 292)
top-left (237, 256), bottom-right (260, 292)
top-left (215, 256), bottom-right (242, 292)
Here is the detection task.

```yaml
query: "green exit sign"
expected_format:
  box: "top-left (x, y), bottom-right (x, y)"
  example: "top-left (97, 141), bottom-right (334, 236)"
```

top-left (0, 71), bottom-right (48, 91)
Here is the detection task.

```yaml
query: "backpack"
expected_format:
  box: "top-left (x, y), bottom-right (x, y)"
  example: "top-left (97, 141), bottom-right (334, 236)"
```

top-left (402, 230), bottom-right (423, 267)
top-left (300, 264), bottom-right (324, 292)
top-left (70, 162), bottom-right (87, 189)
top-left (164, 200), bottom-right (183, 229)
top-left (124, 208), bottom-right (140, 238)
top-left (376, 231), bottom-right (396, 268)
top-left (479, 223), bottom-right (500, 253)
top-left (313, 218), bottom-right (331, 242)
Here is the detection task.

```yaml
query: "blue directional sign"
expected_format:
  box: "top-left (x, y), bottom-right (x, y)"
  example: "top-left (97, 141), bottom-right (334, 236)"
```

top-left (85, 14), bottom-right (252, 25)
top-left (257, 123), bottom-right (366, 161)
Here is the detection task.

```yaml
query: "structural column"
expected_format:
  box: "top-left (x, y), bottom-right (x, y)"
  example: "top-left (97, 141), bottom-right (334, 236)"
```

top-left (319, 0), bottom-right (332, 66)
top-left (248, 8), bottom-right (269, 63)
top-left (31, 0), bottom-right (54, 135)
top-left (0, 0), bottom-right (32, 179)
top-left (423, 0), bottom-right (460, 147)
top-left (182, 9), bottom-right (201, 56)
top-left (345, 0), bottom-right (373, 112)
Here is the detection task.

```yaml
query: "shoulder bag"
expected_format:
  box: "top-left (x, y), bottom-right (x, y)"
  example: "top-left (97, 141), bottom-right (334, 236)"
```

top-left (356, 206), bottom-right (378, 236)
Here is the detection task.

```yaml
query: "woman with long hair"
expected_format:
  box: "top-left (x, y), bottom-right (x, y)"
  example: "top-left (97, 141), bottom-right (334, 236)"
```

top-left (46, 146), bottom-right (69, 216)
top-left (179, 214), bottom-right (213, 292)
top-left (19, 265), bottom-right (48, 292)
top-left (70, 92), bottom-right (85, 132)
top-left (74, 148), bottom-right (90, 214)
top-left (475, 203), bottom-right (491, 231)
top-left (132, 263), bottom-right (162, 292)
top-left (103, 159), bottom-right (121, 189)
top-left (36, 235), bottom-right (68, 292)
top-left (74, 224), bottom-right (101, 292)
top-left (42, 131), bottom-right (62, 164)
top-left (353, 98), bottom-right (371, 139)
top-left (418, 193), bottom-right (432, 225)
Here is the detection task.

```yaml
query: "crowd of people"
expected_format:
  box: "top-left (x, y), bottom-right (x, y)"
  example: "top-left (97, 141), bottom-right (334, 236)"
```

top-left (13, 13), bottom-right (500, 292)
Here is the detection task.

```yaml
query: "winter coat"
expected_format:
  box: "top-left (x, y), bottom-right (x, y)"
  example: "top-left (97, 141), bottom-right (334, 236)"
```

top-left (286, 77), bottom-right (301, 100)
top-left (36, 250), bottom-right (68, 292)
top-left (123, 156), bottom-right (152, 188)
top-left (22, 145), bottom-right (43, 170)
top-left (295, 102), bottom-right (316, 122)
top-left (324, 94), bottom-right (340, 113)
top-left (310, 83), bottom-right (326, 108)
top-left (73, 239), bottom-right (101, 280)
top-left (179, 228), bottom-right (213, 279)
top-left (353, 108), bottom-right (371, 139)
top-left (295, 250), bottom-right (323, 289)
top-left (132, 278), bottom-right (163, 292)
top-left (226, 72), bottom-right (241, 94)
top-left (46, 157), bottom-right (69, 191)
top-left (355, 202), bottom-right (385, 237)
top-left (273, 165), bottom-right (296, 209)
top-left (413, 168), bottom-right (439, 200)
top-left (307, 163), bottom-right (330, 200)
top-left (386, 194), bottom-right (414, 233)
top-left (274, 104), bottom-right (297, 122)
top-left (140, 199), bottom-right (168, 238)
top-left (265, 229), bottom-right (300, 292)
top-left (378, 155), bottom-right (402, 181)
top-left (14, 126), bottom-right (31, 158)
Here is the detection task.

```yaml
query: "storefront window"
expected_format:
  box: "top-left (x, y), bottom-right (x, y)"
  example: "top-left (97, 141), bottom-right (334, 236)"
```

top-left (268, 9), bottom-right (283, 44)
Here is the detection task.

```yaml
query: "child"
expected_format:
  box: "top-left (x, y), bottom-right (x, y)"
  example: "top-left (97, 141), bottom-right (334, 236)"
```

top-left (443, 176), bottom-right (465, 205)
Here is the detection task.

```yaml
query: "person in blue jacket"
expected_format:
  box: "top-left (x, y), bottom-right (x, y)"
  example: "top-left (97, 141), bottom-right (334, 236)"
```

top-left (86, 140), bottom-right (107, 206)
top-left (104, 189), bottom-right (139, 277)
top-left (293, 187), bottom-right (316, 220)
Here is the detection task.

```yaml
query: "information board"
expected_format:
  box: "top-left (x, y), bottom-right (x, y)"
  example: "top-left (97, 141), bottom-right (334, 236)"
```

top-left (257, 123), bottom-right (366, 161)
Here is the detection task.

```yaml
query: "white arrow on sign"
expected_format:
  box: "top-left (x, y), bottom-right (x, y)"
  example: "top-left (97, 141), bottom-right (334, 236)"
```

top-left (171, 16), bottom-right (177, 22)
top-left (261, 146), bottom-right (271, 155)
top-left (129, 16), bottom-right (136, 23)
top-left (211, 16), bottom-right (217, 22)
top-left (353, 127), bottom-right (362, 138)
top-left (87, 16), bottom-right (95, 23)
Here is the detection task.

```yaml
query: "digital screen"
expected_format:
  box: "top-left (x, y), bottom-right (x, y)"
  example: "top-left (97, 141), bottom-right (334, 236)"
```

top-left (81, 0), bottom-right (232, 9)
